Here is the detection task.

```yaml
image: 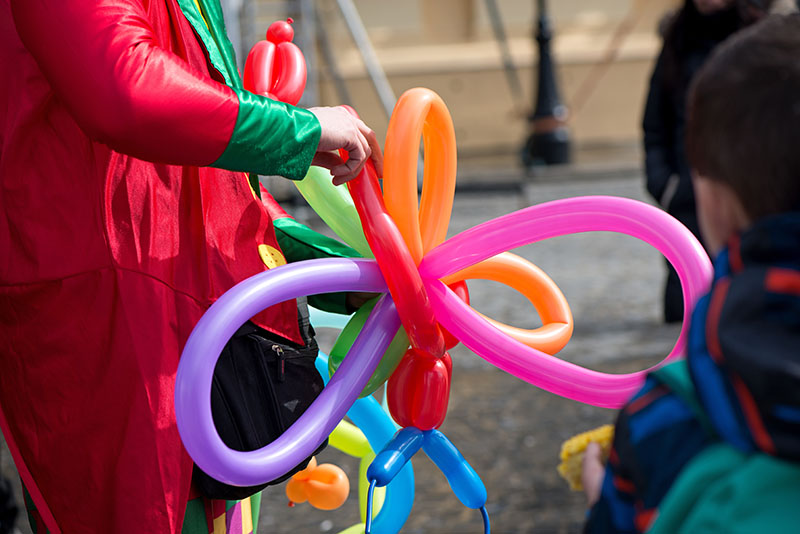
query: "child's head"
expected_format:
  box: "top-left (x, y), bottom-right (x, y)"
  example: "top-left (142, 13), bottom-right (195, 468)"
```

top-left (687, 14), bottom-right (800, 255)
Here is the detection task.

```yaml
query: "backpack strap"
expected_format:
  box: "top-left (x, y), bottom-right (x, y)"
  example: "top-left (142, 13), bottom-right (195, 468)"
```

top-left (651, 360), bottom-right (717, 438)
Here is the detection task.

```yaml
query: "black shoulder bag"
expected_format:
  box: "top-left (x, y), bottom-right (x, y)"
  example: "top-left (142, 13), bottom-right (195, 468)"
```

top-left (191, 299), bottom-right (328, 500)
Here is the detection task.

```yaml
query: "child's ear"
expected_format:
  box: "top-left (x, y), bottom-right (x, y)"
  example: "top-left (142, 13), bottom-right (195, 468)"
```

top-left (692, 173), bottom-right (751, 257)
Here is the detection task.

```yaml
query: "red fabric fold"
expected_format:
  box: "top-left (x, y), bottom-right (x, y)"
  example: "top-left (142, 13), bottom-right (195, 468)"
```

top-left (0, 1), bottom-right (303, 532)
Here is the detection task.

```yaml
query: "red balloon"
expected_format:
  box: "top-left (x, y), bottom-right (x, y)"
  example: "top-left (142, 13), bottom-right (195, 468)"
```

top-left (441, 347), bottom-right (452, 380)
top-left (243, 20), bottom-right (306, 106)
top-left (387, 349), bottom-right (452, 430)
top-left (345, 152), bottom-right (446, 357)
top-left (243, 40), bottom-right (276, 96)
top-left (440, 280), bottom-right (469, 350)
top-left (267, 18), bottom-right (294, 44)
top-left (271, 41), bottom-right (306, 105)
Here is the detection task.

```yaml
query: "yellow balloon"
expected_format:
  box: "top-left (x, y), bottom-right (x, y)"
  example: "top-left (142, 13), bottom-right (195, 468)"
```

top-left (295, 166), bottom-right (372, 257)
top-left (327, 419), bottom-right (386, 533)
top-left (358, 454), bottom-right (385, 522)
top-left (329, 419), bottom-right (372, 458)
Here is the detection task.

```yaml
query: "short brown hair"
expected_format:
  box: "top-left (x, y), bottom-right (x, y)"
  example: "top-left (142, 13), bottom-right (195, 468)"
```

top-left (687, 14), bottom-right (800, 219)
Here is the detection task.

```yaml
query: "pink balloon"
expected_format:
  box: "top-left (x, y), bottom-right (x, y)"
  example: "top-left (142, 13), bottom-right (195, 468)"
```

top-left (418, 196), bottom-right (713, 408)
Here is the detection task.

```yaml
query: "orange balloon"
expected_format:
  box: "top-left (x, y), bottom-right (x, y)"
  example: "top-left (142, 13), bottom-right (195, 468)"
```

top-left (292, 456), bottom-right (317, 481)
top-left (285, 460), bottom-right (350, 511)
top-left (383, 88), bottom-right (457, 265)
top-left (442, 252), bottom-right (573, 355)
top-left (285, 476), bottom-right (309, 504)
top-left (305, 463), bottom-right (350, 511)
top-left (380, 88), bottom-right (572, 355)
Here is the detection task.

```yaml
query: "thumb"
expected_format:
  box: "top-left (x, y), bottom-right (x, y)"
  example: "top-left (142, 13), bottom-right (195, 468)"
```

top-left (581, 442), bottom-right (606, 507)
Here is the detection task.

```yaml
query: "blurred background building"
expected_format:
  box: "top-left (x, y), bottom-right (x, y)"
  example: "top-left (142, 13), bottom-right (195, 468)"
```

top-left (226, 0), bottom-right (680, 169)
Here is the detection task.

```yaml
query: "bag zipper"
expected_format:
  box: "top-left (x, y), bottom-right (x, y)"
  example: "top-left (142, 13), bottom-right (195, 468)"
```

top-left (272, 344), bottom-right (286, 382)
top-left (249, 335), bottom-right (286, 432)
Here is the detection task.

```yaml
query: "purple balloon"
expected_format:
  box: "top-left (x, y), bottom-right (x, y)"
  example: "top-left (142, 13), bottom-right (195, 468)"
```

top-left (175, 257), bottom-right (399, 486)
top-left (419, 196), bottom-right (713, 408)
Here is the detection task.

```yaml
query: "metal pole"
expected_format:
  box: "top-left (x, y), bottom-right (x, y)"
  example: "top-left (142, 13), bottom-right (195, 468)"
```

top-left (314, 1), bottom-right (354, 107)
top-left (290, 0), bottom-right (320, 108)
top-left (335, 0), bottom-right (424, 186)
top-left (521, 0), bottom-right (571, 169)
top-left (483, 0), bottom-right (525, 109)
top-left (335, 0), bottom-right (397, 119)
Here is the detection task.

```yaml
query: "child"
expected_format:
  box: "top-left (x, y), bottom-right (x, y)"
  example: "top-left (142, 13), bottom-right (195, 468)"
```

top-left (582, 14), bottom-right (800, 533)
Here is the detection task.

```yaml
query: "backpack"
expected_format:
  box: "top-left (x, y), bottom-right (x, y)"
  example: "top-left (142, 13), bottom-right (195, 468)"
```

top-left (647, 361), bottom-right (800, 534)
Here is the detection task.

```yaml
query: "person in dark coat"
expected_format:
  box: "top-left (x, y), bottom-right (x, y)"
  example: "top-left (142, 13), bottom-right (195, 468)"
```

top-left (642, 0), bottom-right (741, 322)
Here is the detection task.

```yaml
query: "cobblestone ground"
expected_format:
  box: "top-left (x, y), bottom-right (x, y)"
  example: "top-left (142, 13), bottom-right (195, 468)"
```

top-left (1, 173), bottom-right (685, 534)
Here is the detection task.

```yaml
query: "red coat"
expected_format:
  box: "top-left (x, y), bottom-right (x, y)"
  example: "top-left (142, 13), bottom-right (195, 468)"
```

top-left (0, 1), bottom-right (322, 532)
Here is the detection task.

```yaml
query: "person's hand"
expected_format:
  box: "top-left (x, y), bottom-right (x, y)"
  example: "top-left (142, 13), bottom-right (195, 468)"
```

top-left (581, 442), bottom-right (605, 507)
top-left (308, 106), bottom-right (384, 186)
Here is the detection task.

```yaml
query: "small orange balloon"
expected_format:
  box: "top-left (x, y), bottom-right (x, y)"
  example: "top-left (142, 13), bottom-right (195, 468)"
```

top-left (292, 456), bottom-right (317, 481)
top-left (305, 463), bottom-right (350, 511)
top-left (285, 459), bottom-right (350, 511)
top-left (285, 476), bottom-right (309, 504)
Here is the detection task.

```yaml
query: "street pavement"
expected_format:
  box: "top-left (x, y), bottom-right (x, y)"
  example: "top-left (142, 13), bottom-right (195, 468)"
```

top-left (1, 169), bottom-right (687, 534)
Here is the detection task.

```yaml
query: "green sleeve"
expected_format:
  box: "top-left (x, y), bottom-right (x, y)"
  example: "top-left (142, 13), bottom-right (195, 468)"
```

top-left (274, 217), bottom-right (362, 315)
top-left (213, 88), bottom-right (321, 180)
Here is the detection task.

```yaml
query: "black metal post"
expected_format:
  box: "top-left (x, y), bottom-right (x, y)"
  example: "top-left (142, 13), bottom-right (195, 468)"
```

top-left (522, 0), bottom-right (571, 169)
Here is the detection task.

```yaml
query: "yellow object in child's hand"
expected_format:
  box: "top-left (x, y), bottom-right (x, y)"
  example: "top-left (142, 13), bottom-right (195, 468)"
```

top-left (557, 424), bottom-right (614, 491)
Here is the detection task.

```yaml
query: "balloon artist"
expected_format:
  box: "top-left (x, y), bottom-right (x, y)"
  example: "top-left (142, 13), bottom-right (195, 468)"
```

top-left (0, 1), bottom-right (382, 533)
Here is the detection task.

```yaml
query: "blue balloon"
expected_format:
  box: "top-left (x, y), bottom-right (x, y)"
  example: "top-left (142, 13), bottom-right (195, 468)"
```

top-left (422, 430), bottom-right (487, 510)
top-left (368, 427), bottom-right (424, 487)
top-left (315, 353), bottom-right (414, 534)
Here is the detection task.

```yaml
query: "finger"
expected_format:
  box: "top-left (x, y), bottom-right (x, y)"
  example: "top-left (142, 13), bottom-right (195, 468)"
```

top-left (581, 443), bottom-right (605, 507)
top-left (331, 174), bottom-right (350, 187)
top-left (353, 124), bottom-right (371, 165)
top-left (331, 171), bottom-right (359, 186)
top-left (358, 119), bottom-right (384, 178)
top-left (330, 159), bottom-right (366, 185)
top-left (332, 130), bottom-right (369, 178)
top-left (311, 151), bottom-right (345, 171)
top-left (584, 442), bottom-right (602, 462)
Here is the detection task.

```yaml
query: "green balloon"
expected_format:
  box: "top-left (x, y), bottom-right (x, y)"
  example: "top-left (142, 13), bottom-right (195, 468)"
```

top-left (329, 298), bottom-right (409, 398)
top-left (295, 166), bottom-right (373, 258)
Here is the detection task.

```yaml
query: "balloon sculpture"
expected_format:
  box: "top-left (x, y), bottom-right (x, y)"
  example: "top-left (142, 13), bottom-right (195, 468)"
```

top-left (243, 18), bottom-right (306, 105)
top-left (175, 19), bottom-right (713, 534)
